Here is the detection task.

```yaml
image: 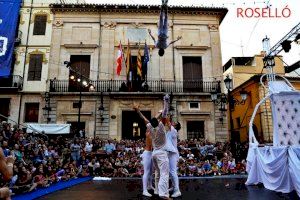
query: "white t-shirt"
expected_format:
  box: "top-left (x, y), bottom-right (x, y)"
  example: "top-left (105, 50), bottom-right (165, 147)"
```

top-left (85, 142), bottom-right (93, 153)
top-left (165, 126), bottom-right (178, 153)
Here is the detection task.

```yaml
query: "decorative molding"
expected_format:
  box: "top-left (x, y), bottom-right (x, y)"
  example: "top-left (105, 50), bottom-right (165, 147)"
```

top-left (53, 20), bottom-right (63, 27)
top-left (131, 22), bottom-right (143, 28)
top-left (19, 11), bottom-right (25, 25)
top-left (15, 51), bottom-right (20, 65)
top-left (63, 44), bottom-right (99, 49)
top-left (31, 10), bottom-right (51, 24)
top-left (175, 45), bottom-right (209, 50)
top-left (61, 112), bottom-right (93, 115)
top-left (207, 24), bottom-right (219, 31)
top-left (180, 111), bottom-right (211, 115)
top-left (101, 21), bottom-right (117, 29)
top-left (26, 49), bottom-right (48, 64)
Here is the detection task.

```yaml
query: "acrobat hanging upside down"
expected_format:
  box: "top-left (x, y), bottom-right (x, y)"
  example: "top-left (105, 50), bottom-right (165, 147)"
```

top-left (148, 0), bottom-right (182, 57)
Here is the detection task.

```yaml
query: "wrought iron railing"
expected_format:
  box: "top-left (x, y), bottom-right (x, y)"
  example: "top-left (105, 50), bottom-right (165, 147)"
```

top-left (49, 79), bottom-right (221, 94)
top-left (0, 75), bottom-right (23, 89)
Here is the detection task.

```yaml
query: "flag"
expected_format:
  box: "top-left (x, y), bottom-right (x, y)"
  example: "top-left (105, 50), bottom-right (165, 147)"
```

top-left (125, 40), bottom-right (131, 80)
top-left (116, 41), bottom-right (123, 76)
top-left (142, 42), bottom-right (149, 80)
top-left (0, 0), bottom-right (21, 77)
top-left (137, 43), bottom-right (142, 77)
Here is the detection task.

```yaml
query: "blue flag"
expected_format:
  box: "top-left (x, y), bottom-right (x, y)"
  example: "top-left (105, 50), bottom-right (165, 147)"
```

top-left (0, 0), bottom-right (21, 77)
top-left (142, 42), bottom-right (149, 80)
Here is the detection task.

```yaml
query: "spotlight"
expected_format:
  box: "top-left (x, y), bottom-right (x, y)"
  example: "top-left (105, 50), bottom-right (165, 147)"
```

top-left (281, 40), bottom-right (292, 52)
top-left (70, 75), bottom-right (75, 80)
top-left (294, 34), bottom-right (300, 43)
top-left (77, 78), bottom-right (81, 82)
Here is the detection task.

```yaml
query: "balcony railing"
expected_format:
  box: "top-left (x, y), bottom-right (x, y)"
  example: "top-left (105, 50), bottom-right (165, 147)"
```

top-left (0, 75), bottom-right (23, 90)
top-left (50, 79), bottom-right (221, 94)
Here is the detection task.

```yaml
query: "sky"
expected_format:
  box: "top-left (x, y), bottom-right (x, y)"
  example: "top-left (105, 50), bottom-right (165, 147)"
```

top-left (85, 0), bottom-right (300, 66)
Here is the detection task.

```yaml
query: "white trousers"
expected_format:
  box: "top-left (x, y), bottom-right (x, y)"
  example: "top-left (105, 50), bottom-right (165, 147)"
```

top-left (168, 152), bottom-right (180, 192)
top-left (153, 149), bottom-right (169, 198)
top-left (142, 150), bottom-right (153, 192)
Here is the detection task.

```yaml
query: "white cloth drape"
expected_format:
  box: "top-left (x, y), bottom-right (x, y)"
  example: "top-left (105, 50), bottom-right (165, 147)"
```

top-left (246, 146), bottom-right (300, 197)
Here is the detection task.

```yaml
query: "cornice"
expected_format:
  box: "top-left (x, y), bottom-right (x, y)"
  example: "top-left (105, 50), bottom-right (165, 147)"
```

top-left (49, 4), bottom-right (228, 24)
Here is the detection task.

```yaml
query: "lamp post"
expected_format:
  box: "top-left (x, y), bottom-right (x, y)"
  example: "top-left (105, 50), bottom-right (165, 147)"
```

top-left (64, 61), bottom-right (95, 138)
top-left (211, 75), bottom-right (248, 142)
top-left (42, 92), bottom-right (52, 123)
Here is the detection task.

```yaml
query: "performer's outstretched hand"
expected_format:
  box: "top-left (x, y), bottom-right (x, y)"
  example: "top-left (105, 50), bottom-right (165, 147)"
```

top-left (133, 102), bottom-right (140, 111)
top-left (177, 36), bottom-right (182, 40)
top-left (148, 29), bottom-right (151, 34)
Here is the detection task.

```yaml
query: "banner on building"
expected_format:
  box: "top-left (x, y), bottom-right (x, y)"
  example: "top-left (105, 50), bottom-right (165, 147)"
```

top-left (0, 0), bottom-right (21, 77)
top-left (26, 124), bottom-right (71, 134)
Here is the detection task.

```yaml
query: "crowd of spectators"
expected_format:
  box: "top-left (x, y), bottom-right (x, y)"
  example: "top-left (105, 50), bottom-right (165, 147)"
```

top-left (0, 121), bottom-right (248, 195)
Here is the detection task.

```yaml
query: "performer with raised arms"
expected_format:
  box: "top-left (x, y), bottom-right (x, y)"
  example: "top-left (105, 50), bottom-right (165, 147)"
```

top-left (133, 94), bottom-right (170, 199)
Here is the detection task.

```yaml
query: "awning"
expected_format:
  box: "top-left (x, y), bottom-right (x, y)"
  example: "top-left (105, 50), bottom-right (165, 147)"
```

top-left (26, 124), bottom-right (70, 134)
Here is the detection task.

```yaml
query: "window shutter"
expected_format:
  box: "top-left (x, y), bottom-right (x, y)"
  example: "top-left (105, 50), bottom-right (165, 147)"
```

top-left (28, 54), bottom-right (43, 81)
top-left (33, 15), bottom-right (47, 35)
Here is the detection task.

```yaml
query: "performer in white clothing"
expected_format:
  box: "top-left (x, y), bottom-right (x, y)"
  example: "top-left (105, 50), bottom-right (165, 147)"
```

top-left (133, 94), bottom-right (170, 199)
top-left (165, 122), bottom-right (182, 197)
top-left (142, 130), bottom-right (153, 197)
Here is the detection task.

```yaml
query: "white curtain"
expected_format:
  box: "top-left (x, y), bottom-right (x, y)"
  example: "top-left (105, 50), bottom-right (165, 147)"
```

top-left (246, 146), bottom-right (300, 197)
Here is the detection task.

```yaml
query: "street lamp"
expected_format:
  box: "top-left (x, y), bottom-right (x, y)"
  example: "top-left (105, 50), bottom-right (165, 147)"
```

top-left (64, 61), bottom-right (95, 138)
top-left (42, 92), bottom-right (52, 123)
top-left (211, 75), bottom-right (248, 142)
top-left (99, 92), bottom-right (104, 122)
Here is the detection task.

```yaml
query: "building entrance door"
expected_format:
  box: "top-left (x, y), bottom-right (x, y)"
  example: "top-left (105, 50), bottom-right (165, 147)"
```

top-left (67, 121), bottom-right (85, 138)
top-left (122, 111), bottom-right (151, 140)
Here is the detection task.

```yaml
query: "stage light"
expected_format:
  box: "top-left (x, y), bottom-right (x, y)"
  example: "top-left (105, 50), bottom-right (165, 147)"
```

top-left (70, 75), bottom-right (75, 80)
top-left (77, 78), bottom-right (81, 82)
top-left (281, 40), bottom-right (292, 52)
top-left (294, 34), bottom-right (300, 43)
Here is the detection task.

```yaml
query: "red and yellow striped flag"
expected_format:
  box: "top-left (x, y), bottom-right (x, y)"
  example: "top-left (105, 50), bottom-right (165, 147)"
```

top-left (137, 43), bottom-right (142, 77)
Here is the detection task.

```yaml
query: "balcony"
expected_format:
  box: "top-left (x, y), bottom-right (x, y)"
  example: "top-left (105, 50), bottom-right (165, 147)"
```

top-left (0, 75), bottom-right (23, 92)
top-left (49, 79), bottom-right (221, 94)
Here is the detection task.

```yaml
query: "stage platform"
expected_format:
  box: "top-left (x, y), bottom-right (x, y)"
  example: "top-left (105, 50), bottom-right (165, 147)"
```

top-left (37, 176), bottom-right (299, 200)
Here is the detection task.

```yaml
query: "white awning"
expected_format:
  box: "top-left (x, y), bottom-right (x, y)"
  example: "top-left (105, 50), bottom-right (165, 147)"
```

top-left (26, 124), bottom-right (70, 134)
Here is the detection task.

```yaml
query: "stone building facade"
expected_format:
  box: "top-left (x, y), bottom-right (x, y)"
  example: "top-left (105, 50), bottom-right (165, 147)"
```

top-left (44, 3), bottom-right (228, 141)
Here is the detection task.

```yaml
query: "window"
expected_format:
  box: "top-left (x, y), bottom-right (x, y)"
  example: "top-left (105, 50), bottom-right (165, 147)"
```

top-left (25, 103), bottom-right (39, 122)
top-left (33, 15), bottom-right (47, 35)
top-left (189, 102), bottom-right (200, 110)
top-left (182, 57), bottom-right (203, 92)
top-left (28, 54), bottom-right (43, 81)
top-left (68, 55), bottom-right (91, 92)
top-left (0, 99), bottom-right (10, 122)
top-left (236, 117), bottom-right (241, 128)
top-left (187, 121), bottom-right (204, 139)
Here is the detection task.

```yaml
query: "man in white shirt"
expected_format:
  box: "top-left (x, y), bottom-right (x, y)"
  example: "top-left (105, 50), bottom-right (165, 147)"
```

top-left (85, 138), bottom-right (93, 154)
top-left (165, 121), bottom-right (182, 197)
top-left (134, 94), bottom-right (170, 199)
